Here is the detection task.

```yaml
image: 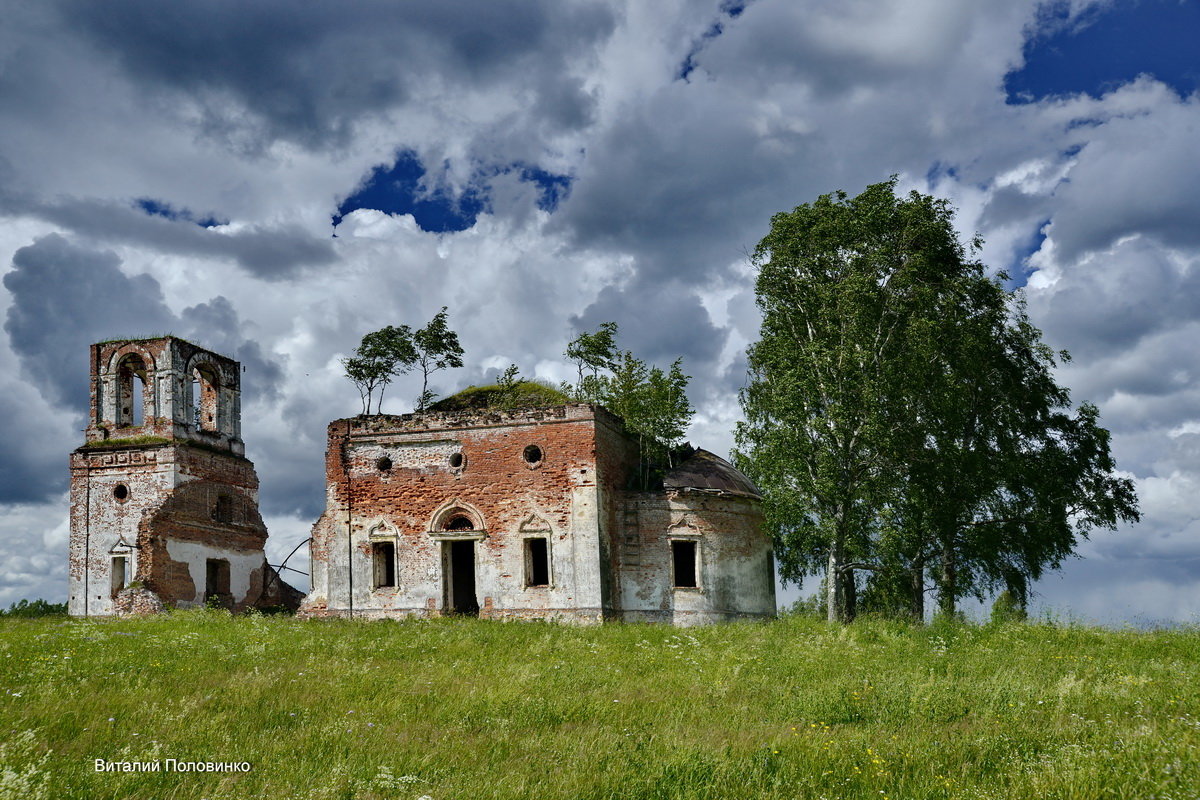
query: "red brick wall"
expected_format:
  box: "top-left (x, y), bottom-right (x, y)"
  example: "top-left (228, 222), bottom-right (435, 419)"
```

top-left (308, 406), bottom-right (618, 618)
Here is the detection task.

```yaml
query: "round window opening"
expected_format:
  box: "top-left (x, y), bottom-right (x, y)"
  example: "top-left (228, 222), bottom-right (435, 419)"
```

top-left (448, 452), bottom-right (464, 469)
top-left (523, 444), bottom-right (543, 465)
top-left (113, 484), bottom-right (129, 502)
top-left (376, 456), bottom-right (393, 472)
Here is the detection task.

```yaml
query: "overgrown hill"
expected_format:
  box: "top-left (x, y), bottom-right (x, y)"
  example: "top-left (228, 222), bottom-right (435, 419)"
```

top-left (2, 611), bottom-right (1197, 799)
top-left (428, 380), bottom-right (570, 412)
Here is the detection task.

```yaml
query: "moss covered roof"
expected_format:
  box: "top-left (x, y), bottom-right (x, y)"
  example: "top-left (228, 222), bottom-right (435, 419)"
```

top-left (428, 381), bottom-right (571, 412)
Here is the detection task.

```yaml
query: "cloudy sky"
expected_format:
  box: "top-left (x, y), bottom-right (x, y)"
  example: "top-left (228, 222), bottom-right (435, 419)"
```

top-left (1, 0), bottom-right (1197, 624)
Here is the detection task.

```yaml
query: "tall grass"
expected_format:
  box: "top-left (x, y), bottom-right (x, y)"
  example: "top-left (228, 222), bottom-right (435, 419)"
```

top-left (1, 611), bottom-right (1196, 799)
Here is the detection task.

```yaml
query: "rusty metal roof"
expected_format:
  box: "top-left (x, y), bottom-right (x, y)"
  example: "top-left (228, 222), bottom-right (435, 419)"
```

top-left (663, 449), bottom-right (762, 499)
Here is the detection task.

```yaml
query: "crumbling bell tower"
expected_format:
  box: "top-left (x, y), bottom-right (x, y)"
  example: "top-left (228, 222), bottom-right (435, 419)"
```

top-left (68, 336), bottom-right (296, 616)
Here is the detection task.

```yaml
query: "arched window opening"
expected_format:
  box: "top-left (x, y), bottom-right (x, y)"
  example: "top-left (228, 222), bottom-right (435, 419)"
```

top-left (115, 354), bottom-right (148, 428)
top-left (444, 515), bottom-right (475, 532)
top-left (190, 371), bottom-right (200, 428)
top-left (190, 364), bottom-right (220, 432)
top-left (131, 373), bottom-right (145, 426)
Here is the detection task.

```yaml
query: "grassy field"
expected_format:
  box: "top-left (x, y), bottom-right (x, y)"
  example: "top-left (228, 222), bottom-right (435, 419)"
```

top-left (0, 611), bottom-right (1197, 800)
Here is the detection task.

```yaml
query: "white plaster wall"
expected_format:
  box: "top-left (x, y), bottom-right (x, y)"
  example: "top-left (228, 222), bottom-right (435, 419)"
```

top-left (164, 539), bottom-right (262, 606)
top-left (71, 459), bottom-right (175, 617)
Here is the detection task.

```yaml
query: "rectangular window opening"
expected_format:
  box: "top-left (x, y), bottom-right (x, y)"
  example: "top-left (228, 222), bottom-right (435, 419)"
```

top-left (525, 538), bottom-right (550, 587)
top-left (672, 540), bottom-right (698, 588)
top-left (212, 493), bottom-right (233, 523)
top-left (205, 558), bottom-right (231, 599)
top-left (373, 541), bottom-right (396, 589)
top-left (110, 556), bottom-right (128, 597)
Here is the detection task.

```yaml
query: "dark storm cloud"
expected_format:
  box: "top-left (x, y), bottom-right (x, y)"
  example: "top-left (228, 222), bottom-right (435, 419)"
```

top-left (569, 280), bottom-right (736, 419)
top-left (572, 282), bottom-right (725, 370)
top-left (1028, 238), bottom-right (1200, 364)
top-left (252, 395), bottom-right (333, 520)
top-left (24, 197), bottom-right (336, 281)
top-left (555, 87), bottom-right (784, 283)
top-left (4, 234), bottom-right (286, 409)
top-left (52, 0), bottom-right (616, 149)
top-left (0, 235), bottom-right (174, 504)
top-left (180, 297), bottom-right (286, 404)
top-left (3, 234), bottom-right (176, 409)
top-left (1031, 553), bottom-right (1200, 626)
top-left (0, 386), bottom-right (72, 503)
top-left (1046, 100), bottom-right (1200, 262)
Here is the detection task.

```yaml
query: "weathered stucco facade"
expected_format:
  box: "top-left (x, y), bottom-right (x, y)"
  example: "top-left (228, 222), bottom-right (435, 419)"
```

top-left (68, 337), bottom-right (296, 616)
top-left (301, 404), bottom-right (775, 624)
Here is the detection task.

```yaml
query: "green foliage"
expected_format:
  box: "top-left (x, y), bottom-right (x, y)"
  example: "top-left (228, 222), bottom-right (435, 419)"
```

top-left (0, 599), bottom-right (67, 618)
top-left (81, 435), bottom-right (170, 450)
top-left (779, 592), bottom-right (827, 619)
top-left (990, 590), bottom-right (1029, 624)
top-left (428, 380), bottom-right (571, 412)
top-left (565, 321), bottom-right (619, 402)
top-left (735, 179), bottom-right (1138, 624)
top-left (342, 325), bottom-right (417, 415)
top-left (1, 613), bottom-right (1198, 799)
top-left (344, 308), bottom-right (466, 414)
top-left (565, 323), bottom-right (694, 483)
top-left (494, 364), bottom-right (523, 410)
top-left (413, 307), bottom-right (465, 412)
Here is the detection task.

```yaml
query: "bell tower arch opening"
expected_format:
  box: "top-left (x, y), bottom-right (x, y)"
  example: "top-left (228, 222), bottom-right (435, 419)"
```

top-left (114, 353), bottom-right (150, 428)
top-left (189, 361), bottom-right (222, 433)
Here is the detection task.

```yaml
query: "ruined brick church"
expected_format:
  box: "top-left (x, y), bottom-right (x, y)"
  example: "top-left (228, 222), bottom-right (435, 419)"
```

top-left (69, 338), bottom-right (775, 624)
top-left (67, 337), bottom-right (297, 616)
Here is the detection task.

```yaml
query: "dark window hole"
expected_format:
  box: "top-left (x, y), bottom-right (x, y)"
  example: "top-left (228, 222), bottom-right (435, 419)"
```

top-left (525, 538), bottom-right (549, 587)
top-left (373, 541), bottom-right (396, 588)
top-left (445, 515), bottom-right (474, 531)
top-left (672, 540), bottom-right (698, 588)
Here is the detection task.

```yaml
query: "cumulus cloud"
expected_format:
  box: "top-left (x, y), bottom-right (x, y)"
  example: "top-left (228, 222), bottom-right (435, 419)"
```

top-left (3, 234), bottom-right (176, 408)
top-left (51, 0), bottom-right (617, 151)
top-left (0, 501), bottom-right (68, 608)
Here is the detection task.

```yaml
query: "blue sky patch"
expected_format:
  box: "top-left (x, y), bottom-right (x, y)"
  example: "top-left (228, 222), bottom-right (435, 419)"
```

top-left (1005, 218), bottom-right (1051, 290)
top-left (135, 198), bottom-right (226, 228)
top-left (1007, 0), bottom-right (1200, 103)
top-left (678, 0), bottom-right (754, 81)
top-left (925, 160), bottom-right (959, 187)
top-left (332, 151), bottom-right (572, 233)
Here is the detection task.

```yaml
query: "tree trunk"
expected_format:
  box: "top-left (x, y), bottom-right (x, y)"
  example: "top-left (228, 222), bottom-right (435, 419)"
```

top-left (826, 546), bottom-right (841, 623)
top-left (938, 540), bottom-right (957, 617)
top-left (840, 568), bottom-right (857, 622)
top-left (909, 558), bottom-right (925, 622)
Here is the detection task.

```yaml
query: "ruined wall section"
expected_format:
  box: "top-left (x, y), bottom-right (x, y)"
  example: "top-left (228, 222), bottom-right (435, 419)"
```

top-left (68, 443), bottom-right (173, 616)
top-left (591, 409), bottom-right (642, 618)
top-left (69, 336), bottom-right (277, 616)
top-left (85, 338), bottom-right (243, 456)
top-left (139, 479), bottom-right (268, 611)
top-left (68, 440), bottom-right (269, 614)
top-left (303, 405), bottom-right (609, 621)
top-left (619, 490), bottom-right (775, 625)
